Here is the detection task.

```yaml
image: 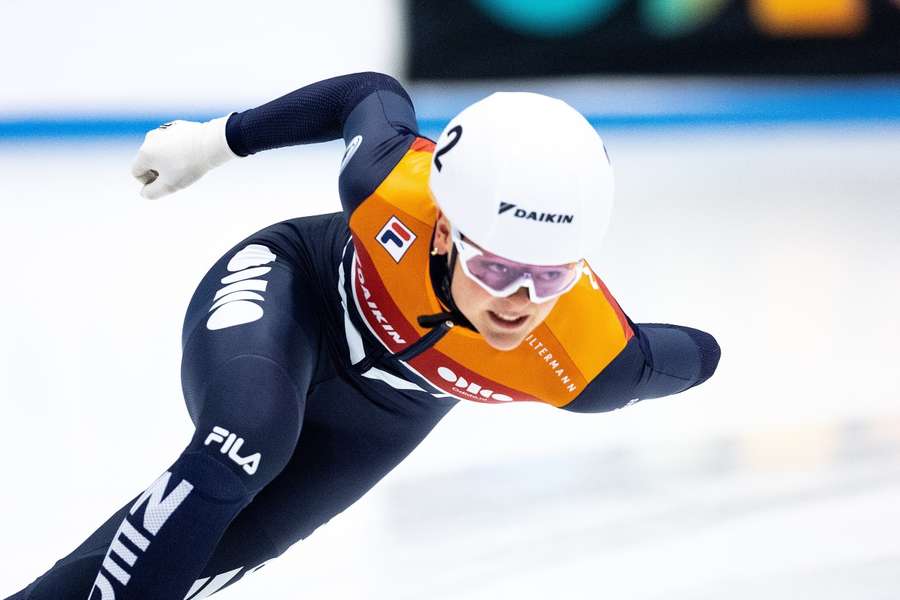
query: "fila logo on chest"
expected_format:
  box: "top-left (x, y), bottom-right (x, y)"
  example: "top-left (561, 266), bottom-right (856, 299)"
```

top-left (376, 216), bottom-right (416, 262)
top-left (207, 244), bottom-right (276, 330)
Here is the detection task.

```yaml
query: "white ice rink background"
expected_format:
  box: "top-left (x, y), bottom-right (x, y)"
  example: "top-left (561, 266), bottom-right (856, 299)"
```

top-left (2, 1), bottom-right (900, 598)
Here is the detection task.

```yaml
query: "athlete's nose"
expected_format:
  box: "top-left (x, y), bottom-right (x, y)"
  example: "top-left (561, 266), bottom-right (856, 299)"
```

top-left (501, 286), bottom-right (532, 309)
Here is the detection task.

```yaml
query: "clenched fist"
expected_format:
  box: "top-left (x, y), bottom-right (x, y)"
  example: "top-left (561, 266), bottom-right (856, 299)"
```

top-left (131, 115), bottom-right (238, 199)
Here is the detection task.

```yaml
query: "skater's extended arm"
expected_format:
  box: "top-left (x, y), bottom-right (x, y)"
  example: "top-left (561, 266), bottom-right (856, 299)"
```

top-left (131, 71), bottom-right (418, 201)
top-left (562, 320), bottom-right (721, 413)
top-left (224, 71), bottom-right (415, 155)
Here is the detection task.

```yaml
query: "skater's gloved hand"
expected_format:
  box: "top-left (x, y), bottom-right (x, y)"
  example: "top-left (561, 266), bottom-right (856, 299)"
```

top-left (131, 116), bottom-right (238, 200)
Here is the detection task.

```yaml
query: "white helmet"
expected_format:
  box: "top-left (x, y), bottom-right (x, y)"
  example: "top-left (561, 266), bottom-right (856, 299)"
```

top-left (428, 92), bottom-right (614, 266)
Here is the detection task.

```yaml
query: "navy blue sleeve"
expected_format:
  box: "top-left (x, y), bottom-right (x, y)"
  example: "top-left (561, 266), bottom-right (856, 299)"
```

top-left (224, 71), bottom-right (419, 217)
top-left (562, 321), bottom-right (721, 413)
top-left (225, 72), bottom-right (416, 155)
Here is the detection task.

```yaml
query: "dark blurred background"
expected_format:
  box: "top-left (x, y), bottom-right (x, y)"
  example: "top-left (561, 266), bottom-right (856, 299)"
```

top-left (408, 0), bottom-right (900, 78)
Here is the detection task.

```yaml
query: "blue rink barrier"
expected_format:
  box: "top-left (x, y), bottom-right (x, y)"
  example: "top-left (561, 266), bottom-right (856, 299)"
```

top-left (2, 79), bottom-right (899, 140)
top-left (413, 78), bottom-right (900, 135)
top-left (0, 114), bottom-right (215, 140)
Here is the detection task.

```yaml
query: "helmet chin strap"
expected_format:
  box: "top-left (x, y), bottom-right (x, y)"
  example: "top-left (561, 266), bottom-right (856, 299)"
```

top-left (418, 232), bottom-right (478, 331)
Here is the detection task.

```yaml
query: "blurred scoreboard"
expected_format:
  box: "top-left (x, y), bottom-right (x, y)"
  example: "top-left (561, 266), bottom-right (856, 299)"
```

top-left (407, 0), bottom-right (900, 78)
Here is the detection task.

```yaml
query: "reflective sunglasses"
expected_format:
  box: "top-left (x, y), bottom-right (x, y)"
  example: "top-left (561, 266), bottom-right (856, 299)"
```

top-left (450, 225), bottom-right (583, 303)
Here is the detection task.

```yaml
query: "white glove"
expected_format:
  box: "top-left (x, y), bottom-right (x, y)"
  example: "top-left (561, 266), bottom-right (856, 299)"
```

top-left (131, 115), bottom-right (238, 199)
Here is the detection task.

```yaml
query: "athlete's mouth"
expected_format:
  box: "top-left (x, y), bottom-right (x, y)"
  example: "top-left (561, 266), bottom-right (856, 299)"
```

top-left (487, 310), bottom-right (528, 329)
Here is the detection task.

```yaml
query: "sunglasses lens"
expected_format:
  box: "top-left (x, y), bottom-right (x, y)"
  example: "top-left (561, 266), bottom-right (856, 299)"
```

top-left (462, 254), bottom-right (579, 300)
top-left (531, 266), bottom-right (579, 298)
top-left (452, 227), bottom-right (581, 301)
top-left (465, 256), bottom-right (525, 291)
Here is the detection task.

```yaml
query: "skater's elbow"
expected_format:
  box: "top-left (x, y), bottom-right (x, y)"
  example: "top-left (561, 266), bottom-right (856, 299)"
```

top-left (347, 71), bottom-right (412, 104)
top-left (681, 326), bottom-right (721, 389)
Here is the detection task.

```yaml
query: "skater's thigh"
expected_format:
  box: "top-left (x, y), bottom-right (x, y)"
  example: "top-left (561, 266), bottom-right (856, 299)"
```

top-left (180, 232), bottom-right (331, 426)
top-left (205, 377), bottom-right (456, 564)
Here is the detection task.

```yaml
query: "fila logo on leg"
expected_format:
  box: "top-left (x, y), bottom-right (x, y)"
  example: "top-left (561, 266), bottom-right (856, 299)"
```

top-left (204, 426), bottom-right (261, 475)
top-left (377, 216), bottom-right (416, 263)
top-left (207, 244), bottom-right (276, 331)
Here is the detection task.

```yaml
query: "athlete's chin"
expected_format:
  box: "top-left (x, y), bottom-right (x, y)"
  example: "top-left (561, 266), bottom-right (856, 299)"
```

top-left (480, 325), bottom-right (532, 351)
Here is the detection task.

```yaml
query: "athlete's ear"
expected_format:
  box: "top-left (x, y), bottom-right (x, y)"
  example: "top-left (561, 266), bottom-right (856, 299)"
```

top-left (432, 211), bottom-right (452, 256)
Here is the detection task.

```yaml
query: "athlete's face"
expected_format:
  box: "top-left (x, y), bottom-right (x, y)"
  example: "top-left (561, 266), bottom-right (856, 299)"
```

top-left (432, 213), bottom-right (559, 351)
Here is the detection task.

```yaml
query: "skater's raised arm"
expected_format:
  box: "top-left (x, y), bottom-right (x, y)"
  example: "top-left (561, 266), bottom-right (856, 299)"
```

top-left (225, 71), bottom-right (415, 155)
top-left (131, 71), bottom-right (417, 200)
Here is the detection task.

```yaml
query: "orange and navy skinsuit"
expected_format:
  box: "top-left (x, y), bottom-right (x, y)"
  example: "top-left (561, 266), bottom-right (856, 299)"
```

top-left (225, 71), bottom-right (721, 412)
top-left (6, 73), bottom-right (721, 600)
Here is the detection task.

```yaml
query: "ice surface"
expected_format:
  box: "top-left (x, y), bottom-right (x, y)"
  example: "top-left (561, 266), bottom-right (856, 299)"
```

top-left (1, 123), bottom-right (899, 599)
